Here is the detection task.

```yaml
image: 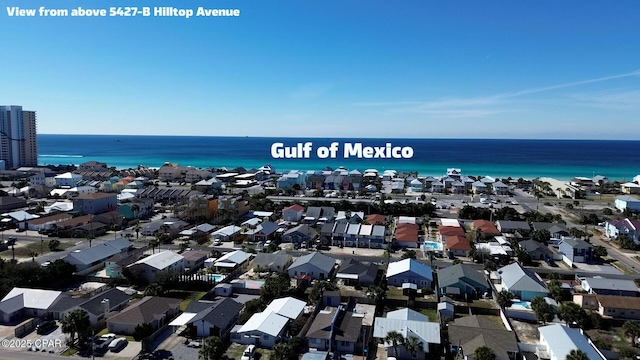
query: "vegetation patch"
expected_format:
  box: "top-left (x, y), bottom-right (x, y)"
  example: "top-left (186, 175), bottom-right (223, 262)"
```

top-left (4, 240), bottom-right (75, 259)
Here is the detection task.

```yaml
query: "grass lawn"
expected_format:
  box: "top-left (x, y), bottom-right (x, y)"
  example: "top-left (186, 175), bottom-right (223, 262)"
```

top-left (6, 240), bottom-right (75, 258)
top-left (225, 344), bottom-right (246, 360)
top-left (179, 291), bottom-right (208, 311)
top-left (61, 347), bottom-right (77, 356)
top-left (386, 287), bottom-right (406, 300)
top-left (419, 309), bottom-right (438, 321)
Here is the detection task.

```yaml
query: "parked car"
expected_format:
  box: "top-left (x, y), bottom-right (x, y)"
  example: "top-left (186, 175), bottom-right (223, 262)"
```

top-left (241, 345), bottom-right (256, 360)
top-left (108, 338), bottom-right (128, 352)
top-left (36, 320), bottom-right (56, 334)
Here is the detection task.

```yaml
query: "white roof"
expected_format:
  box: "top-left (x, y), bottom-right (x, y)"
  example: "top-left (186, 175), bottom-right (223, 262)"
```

top-left (539, 324), bottom-right (604, 360)
top-left (215, 250), bottom-right (251, 265)
top-left (386, 259), bottom-right (433, 281)
top-left (238, 311), bottom-right (289, 337)
top-left (347, 224), bottom-right (361, 235)
top-left (55, 172), bottom-right (81, 179)
top-left (253, 211), bottom-right (274, 217)
top-left (242, 218), bottom-right (262, 227)
top-left (168, 312), bottom-right (197, 326)
top-left (359, 224), bottom-right (373, 236)
top-left (0, 287), bottom-right (62, 311)
top-left (374, 317), bottom-right (440, 351)
top-left (264, 297), bottom-right (306, 320)
top-left (440, 219), bottom-right (460, 227)
top-left (212, 225), bottom-right (241, 237)
top-left (117, 192), bottom-right (136, 201)
top-left (130, 251), bottom-right (183, 270)
top-left (3, 210), bottom-right (39, 221)
top-left (398, 216), bottom-right (416, 224)
top-left (44, 201), bottom-right (73, 213)
top-left (622, 182), bottom-right (640, 188)
top-left (476, 242), bottom-right (508, 256)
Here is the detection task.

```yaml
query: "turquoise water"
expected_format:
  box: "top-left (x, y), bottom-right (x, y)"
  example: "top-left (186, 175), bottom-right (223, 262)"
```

top-left (38, 135), bottom-right (640, 180)
top-left (210, 274), bottom-right (225, 282)
top-left (424, 242), bottom-right (439, 250)
top-left (512, 301), bottom-right (530, 309)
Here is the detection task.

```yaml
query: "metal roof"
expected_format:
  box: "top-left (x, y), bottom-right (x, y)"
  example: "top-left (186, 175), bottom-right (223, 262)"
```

top-left (539, 324), bottom-right (605, 360)
top-left (386, 258), bottom-right (433, 281)
top-left (264, 297), bottom-right (306, 320)
top-left (238, 311), bottom-right (289, 336)
top-left (130, 250), bottom-right (183, 270)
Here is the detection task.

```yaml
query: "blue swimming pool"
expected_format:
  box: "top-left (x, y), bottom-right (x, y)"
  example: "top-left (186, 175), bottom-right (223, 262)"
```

top-left (512, 301), bottom-right (530, 309)
top-left (209, 274), bottom-right (225, 282)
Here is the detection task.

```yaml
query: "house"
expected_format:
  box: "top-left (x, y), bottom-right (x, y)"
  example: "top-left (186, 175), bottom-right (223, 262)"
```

top-left (306, 305), bottom-right (363, 354)
top-left (0, 288), bottom-right (63, 324)
top-left (63, 238), bottom-right (133, 272)
top-left (496, 220), bottom-right (531, 235)
top-left (23, 213), bottom-right (73, 232)
top-left (604, 218), bottom-right (640, 243)
top-left (182, 250), bottom-right (210, 272)
top-left (369, 225), bottom-right (387, 249)
top-left (437, 264), bottom-right (489, 299)
top-left (77, 288), bottom-right (132, 324)
top-left (72, 193), bottom-right (118, 215)
top-left (559, 238), bottom-right (592, 266)
top-left (621, 182), bottom-right (640, 195)
top-left (409, 179), bottom-right (424, 192)
top-left (0, 196), bottom-right (28, 212)
top-left (214, 250), bottom-right (251, 270)
top-left (498, 263), bottom-right (547, 301)
top-left (251, 251), bottom-right (293, 272)
top-left (472, 220), bottom-right (502, 238)
top-left (446, 235), bottom-right (471, 257)
top-left (519, 240), bottom-right (554, 261)
top-left (303, 206), bottom-right (335, 225)
top-left (277, 171), bottom-right (306, 189)
top-left (531, 222), bottom-right (570, 239)
top-left (472, 181), bottom-right (488, 194)
top-left (242, 221), bottom-right (279, 242)
top-left (386, 258), bottom-right (433, 289)
top-left (282, 224), bottom-right (317, 244)
top-left (181, 298), bottom-right (244, 338)
top-left (593, 295), bottom-right (640, 320)
top-left (55, 172), bottom-right (83, 187)
top-left (366, 214), bottom-right (387, 225)
top-left (438, 301), bottom-right (455, 322)
top-left (448, 315), bottom-right (519, 360)
top-left (539, 324), bottom-right (606, 360)
top-left (580, 277), bottom-right (638, 297)
top-left (615, 195), bottom-right (640, 213)
top-left (282, 204), bottom-right (305, 222)
top-left (107, 296), bottom-right (180, 335)
top-left (430, 181), bottom-right (444, 193)
top-left (127, 251), bottom-right (185, 282)
top-left (232, 297), bottom-right (306, 348)
top-left (158, 162), bottom-right (187, 182)
top-left (335, 211), bottom-right (364, 224)
top-left (287, 252), bottom-right (336, 280)
top-left (211, 225), bottom-right (242, 242)
top-left (373, 308), bottom-right (440, 359)
top-left (330, 223), bottom-right (348, 247)
top-left (492, 181), bottom-right (509, 195)
top-left (336, 259), bottom-right (378, 286)
top-left (394, 223), bottom-right (419, 248)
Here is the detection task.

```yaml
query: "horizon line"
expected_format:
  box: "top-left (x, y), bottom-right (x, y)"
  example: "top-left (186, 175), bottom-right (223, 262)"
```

top-left (37, 133), bottom-right (640, 142)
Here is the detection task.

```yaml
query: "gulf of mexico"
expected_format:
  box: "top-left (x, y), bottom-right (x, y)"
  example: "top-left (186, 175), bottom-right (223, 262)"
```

top-left (37, 135), bottom-right (640, 181)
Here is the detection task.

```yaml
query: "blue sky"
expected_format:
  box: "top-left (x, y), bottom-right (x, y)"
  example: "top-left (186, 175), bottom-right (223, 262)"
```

top-left (2, 0), bottom-right (640, 139)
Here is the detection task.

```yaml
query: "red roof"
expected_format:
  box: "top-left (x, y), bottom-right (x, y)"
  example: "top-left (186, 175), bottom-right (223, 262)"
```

top-left (439, 226), bottom-right (465, 237)
top-left (472, 220), bottom-right (502, 236)
top-left (446, 235), bottom-right (471, 251)
top-left (366, 214), bottom-right (387, 224)
top-left (284, 204), bottom-right (304, 212)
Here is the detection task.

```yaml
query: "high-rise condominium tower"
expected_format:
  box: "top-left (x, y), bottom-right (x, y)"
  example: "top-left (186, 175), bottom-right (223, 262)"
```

top-left (0, 105), bottom-right (38, 168)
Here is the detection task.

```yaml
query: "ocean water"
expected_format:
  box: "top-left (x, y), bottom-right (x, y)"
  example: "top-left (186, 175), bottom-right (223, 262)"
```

top-left (37, 135), bottom-right (640, 181)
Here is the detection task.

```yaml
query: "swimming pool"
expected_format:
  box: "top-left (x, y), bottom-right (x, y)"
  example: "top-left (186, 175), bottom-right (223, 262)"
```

top-left (511, 301), bottom-right (530, 309)
top-left (210, 274), bottom-right (226, 282)
top-left (424, 242), bottom-right (439, 250)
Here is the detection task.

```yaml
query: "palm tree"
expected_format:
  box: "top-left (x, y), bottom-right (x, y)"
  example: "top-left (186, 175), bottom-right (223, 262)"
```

top-left (623, 320), bottom-right (640, 346)
top-left (404, 336), bottom-right (423, 358)
top-left (385, 330), bottom-right (405, 358)
top-left (61, 309), bottom-right (90, 346)
top-left (474, 346), bottom-right (496, 360)
top-left (272, 343), bottom-right (294, 360)
top-left (496, 290), bottom-right (514, 309)
top-left (198, 336), bottom-right (224, 360)
top-left (566, 349), bottom-right (589, 360)
top-left (131, 204), bottom-right (140, 219)
top-left (149, 238), bottom-right (159, 253)
top-left (28, 250), bottom-right (38, 262)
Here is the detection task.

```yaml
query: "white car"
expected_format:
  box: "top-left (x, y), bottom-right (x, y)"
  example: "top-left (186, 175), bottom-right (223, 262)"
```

top-left (108, 338), bottom-right (128, 352)
top-left (265, 240), bottom-right (272, 247)
top-left (212, 239), bottom-right (222, 246)
top-left (241, 345), bottom-right (256, 360)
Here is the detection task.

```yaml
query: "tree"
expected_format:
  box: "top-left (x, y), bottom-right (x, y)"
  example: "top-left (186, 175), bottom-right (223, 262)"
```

top-left (385, 330), bottom-right (404, 358)
top-left (474, 346), bottom-right (496, 360)
top-left (261, 272), bottom-right (293, 302)
top-left (592, 245), bottom-right (608, 258)
top-left (272, 343), bottom-right (296, 360)
top-left (133, 323), bottom-right (154, 341)
top-left (618, 234), bottom-right (637, 250)
top-left (198, 336), bottom-right (224, 360)
top-left (308, 280), bottom-right (338, 304)
top-left (367, 285), bottom-right (387, 310)
top-left (548, 280), bottom-right (565, 302)
top-left (401, 249), bottom-right (417, 260)
top-left (483, 260), bottom-right (497, 271)
top-left (148, 238), bottom-right (160, 253)
top-left (623, 320), bottom-right (640, 346)
top-left (531, 296), bottom-right (555, 324)
top-left (531, 229), bottom-right (551, 243)
top-left (404, 336), bottom-right (423, 358)
top-left (557, 302), bottom-right (586, 326)
top-left (61, 309), bottom-right (91, 346)
top-left (566, 349), bottom-right (589, 360)
top-left (496, 290), bottom-right (514, 309)
top-left (28, 251), bottom-right (38, 262)
top-left (48, 239), bottom-right (61, 251)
